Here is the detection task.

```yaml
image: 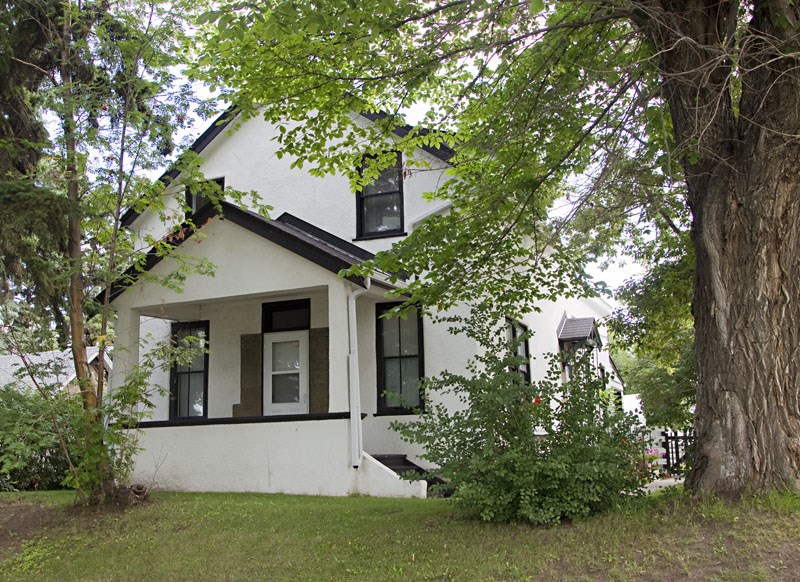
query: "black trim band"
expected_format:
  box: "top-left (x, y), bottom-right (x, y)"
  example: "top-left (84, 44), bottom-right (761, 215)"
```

top-left (138, 412), bottom-right (360, 428)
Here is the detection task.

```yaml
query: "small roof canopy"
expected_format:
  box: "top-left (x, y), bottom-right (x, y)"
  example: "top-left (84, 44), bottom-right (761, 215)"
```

top-left (557, 315), bottom-right (602, 347)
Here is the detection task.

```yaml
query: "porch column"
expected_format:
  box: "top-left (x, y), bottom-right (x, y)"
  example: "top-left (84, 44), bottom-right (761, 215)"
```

top-left (109, 306), bottom-right (140, 392)
top-left (327, 282), bottom-right (350, 412)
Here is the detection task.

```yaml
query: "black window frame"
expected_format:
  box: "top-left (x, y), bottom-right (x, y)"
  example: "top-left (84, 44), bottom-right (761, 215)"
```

top-left (261, 299), bottom-right (311, 333)
top-left (506, 318), bottom-right (531, 383)
top-left (356, 152), bottom-right (405, 240)
top-left (185, 176), bottom-right (225, 218)
top-left (169, 320), bottom-right (210, 420)
top-left (376, 302), bottom-right (425, 415)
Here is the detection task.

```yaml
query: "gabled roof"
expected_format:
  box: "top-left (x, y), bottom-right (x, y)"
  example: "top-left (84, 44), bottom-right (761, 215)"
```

top-left (0, 346), bottom-right (111, 390)
top-left (120, 108), bottom-right (237, 227)
top-left (121, 108), bottom-right (454, 229)
top-left (107, 203), bottom-right (376, 303)
top-left (358, 111), bottom-right (456, 162)
top-left (557, 315), bottom-right (600, 344)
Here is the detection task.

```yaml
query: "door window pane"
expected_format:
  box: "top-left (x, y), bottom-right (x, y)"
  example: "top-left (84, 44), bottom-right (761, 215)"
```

top-left (272, 340), bottom-right (300, 372)
top-left (272, 373), bottom-right (300, 403)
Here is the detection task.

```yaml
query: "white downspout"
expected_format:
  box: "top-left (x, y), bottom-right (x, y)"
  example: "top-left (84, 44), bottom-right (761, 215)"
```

top-left (348, 276), bottom-right (371, 468)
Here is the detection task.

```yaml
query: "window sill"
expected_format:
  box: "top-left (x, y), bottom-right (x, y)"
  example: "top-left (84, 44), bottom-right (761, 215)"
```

top-left (353, 232), bottom-right (407, 241)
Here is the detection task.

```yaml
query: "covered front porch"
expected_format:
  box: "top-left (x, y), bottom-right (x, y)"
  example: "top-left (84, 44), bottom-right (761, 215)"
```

top-left (108, 208), bottom-right (424, 496)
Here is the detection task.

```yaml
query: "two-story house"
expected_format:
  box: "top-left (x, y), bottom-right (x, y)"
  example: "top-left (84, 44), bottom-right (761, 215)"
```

top-left (108, 110), bottom-right (622, 497)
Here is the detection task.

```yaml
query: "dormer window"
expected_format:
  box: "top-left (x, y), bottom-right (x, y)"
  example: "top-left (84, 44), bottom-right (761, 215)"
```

top-left (356, 153), bottom-right (404, 239)
top-left (185, 177), bottom-right (224, 217)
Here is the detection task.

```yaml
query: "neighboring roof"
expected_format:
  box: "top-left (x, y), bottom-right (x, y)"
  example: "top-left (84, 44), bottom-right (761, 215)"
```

top-left (106, 203), bottom-right (376, 303)
top-left (557, 316), bottom-right (599, 344)
top-left (121, 108), bottom-right (455, 229)
top-left (0, 346), bottom-right (111, 390)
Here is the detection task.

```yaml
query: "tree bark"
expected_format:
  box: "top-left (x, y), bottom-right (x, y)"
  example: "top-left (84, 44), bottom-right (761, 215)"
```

top-left (60, 0), bottom-right (115, 502)
top-left (60, 0), bottom-right (93, 409)
top-left (635, 0), bottom-right (800, 496)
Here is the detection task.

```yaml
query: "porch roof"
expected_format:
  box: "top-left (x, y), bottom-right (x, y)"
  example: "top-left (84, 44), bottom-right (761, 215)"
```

top-left (105, 202), bottom-right (383, 303)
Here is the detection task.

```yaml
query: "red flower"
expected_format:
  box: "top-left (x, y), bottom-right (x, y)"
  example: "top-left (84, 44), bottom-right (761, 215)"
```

top-left (533, 397), bottom-right (542, 405)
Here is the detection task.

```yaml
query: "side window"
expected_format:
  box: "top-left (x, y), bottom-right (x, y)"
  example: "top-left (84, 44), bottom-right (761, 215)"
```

top-left (505, 319), bottom-right (531, 382)
top-left (170, 321), bottom-right (209, 419)
top-left (185, 177), bottom-right (224, 217)
top-left (357, 153), bottom-right (403, 239)
top-left (377, 303), bottom-right (424, 413)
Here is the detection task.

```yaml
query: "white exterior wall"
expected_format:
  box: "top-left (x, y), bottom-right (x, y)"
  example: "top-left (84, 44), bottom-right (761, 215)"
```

top-left (131, 421), bottom-right (423, 497)
top-left (356, 298), bottom-right (476, 468)
top-left (128, 115), bottom-right (450, 256)
top-left (110, 218), bottom-right (348, 420)
top-left (523, 296), bottom-right (617, 383)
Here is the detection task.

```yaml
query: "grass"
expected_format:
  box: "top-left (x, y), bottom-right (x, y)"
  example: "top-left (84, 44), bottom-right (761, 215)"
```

top-left (1, 487), bottom-right (800, 581)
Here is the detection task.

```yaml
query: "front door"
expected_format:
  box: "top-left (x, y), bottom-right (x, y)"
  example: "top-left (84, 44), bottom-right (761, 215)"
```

top-left (263, 330), bottom-right (309, 415)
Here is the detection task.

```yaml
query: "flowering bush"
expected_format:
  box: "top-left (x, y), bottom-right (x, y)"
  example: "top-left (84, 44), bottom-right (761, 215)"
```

top-left (393, 308), bottom-right (649, 524)
top-left (641, 448), bottom-right (663, 482)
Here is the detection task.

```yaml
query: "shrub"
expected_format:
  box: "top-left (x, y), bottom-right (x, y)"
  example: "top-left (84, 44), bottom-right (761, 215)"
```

top-left (0, 387), bottom-right (82, 491)
top-left (393, 309), bottom-right (647, 524)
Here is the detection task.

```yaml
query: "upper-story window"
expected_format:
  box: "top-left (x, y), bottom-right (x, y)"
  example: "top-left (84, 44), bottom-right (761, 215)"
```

top-left (356, 153), bottom-right (404, 239)
top-left (185, 177), bottom-right (224, 217)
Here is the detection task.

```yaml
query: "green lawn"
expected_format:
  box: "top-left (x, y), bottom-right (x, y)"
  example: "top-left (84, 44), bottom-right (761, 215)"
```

top-left (1, 488), bottom-right (799, 581)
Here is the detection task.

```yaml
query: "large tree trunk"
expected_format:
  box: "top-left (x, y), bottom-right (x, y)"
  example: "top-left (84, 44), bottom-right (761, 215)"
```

top-left (687, 141), bottom-right (800, 496)
top-left (634, 0), bottom-right (800, 495)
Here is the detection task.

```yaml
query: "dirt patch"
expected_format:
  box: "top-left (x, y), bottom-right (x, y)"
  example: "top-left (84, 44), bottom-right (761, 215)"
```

top-left (0, 502), bottom-right (65, 561)
top-left (0, 491), bottom-right (150, 562)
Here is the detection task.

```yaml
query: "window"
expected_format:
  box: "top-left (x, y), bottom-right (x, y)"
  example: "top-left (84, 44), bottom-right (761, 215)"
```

top-left (505, 319), bottom-right (531, 382)
top-left (185, 177), bottom-right (224, 216)
top-left (357, 153), bottom-right (404, 238)
top-left (169, 321), bottom-right (209, 419)
top-left (262, 299), bottom-right (310, 333)
top-left (377, 303), bottom-right (424, 413)
top-left (262, 299), bottom-right (311, 415)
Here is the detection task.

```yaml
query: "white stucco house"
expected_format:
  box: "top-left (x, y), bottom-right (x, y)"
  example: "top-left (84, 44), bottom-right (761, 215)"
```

top-left (108, 110), bottom-right (624, 497)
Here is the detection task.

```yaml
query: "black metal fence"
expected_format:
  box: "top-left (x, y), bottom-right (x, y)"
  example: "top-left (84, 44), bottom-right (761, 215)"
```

top-left (661, 430), bottom-right (695, 475)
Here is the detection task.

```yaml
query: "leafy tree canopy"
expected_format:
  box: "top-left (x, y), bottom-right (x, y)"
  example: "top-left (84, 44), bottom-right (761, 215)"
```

top-left (193, 0), bottom-right (665, 316)
top-left (195, 1), bottom-right (800, 497)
